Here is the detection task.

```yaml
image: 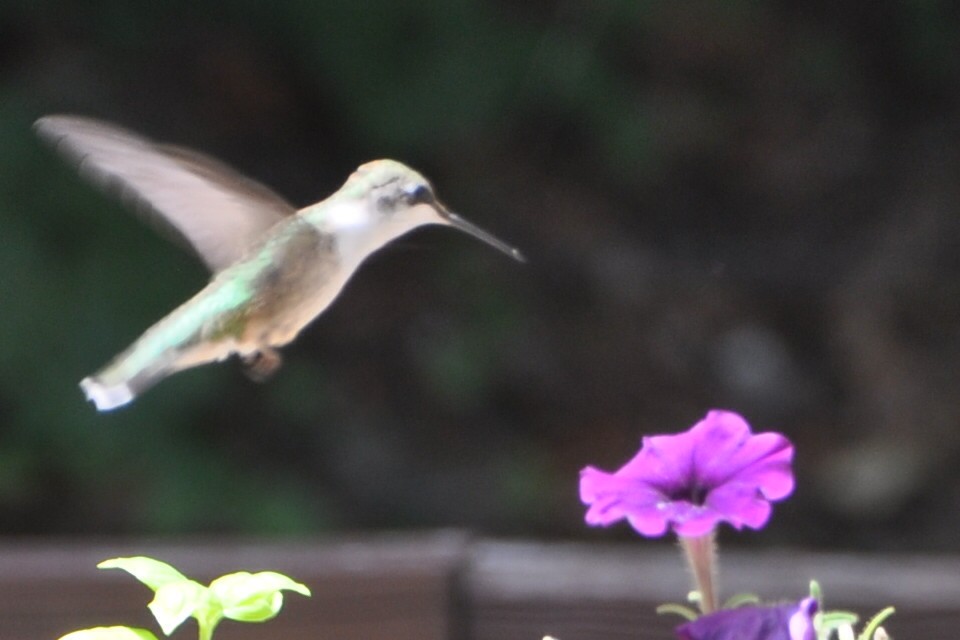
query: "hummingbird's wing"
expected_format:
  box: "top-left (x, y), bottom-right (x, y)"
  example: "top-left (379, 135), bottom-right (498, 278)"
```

top-left (34, 115), bottom-right (297, 272)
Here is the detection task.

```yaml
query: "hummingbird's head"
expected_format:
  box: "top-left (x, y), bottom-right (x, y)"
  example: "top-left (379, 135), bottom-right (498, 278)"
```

top-left (339, 160), bottom-right (524, 262)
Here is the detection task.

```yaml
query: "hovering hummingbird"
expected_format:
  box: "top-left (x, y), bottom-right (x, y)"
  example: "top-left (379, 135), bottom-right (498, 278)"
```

top-left (34, 115), bottom-right (524, 412)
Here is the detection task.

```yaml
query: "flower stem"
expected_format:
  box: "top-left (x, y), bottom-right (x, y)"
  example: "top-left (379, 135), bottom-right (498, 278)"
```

top-left (679, 532), bottom-right (718, 614)
top-left (198, 617), bottom-right (219, 640)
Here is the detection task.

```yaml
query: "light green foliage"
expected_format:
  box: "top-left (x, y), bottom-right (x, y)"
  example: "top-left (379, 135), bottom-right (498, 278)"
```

top-left (810, 581), bottom-right (894, 640)
top-left (210, 571), bottom-right (311, 622)
top-left (98, 557), bottom-right (190, 590)
top-left (59, 627), bottom-right (158, 640)
top-left (82, 556), bottom-right (311, 640)
top-left (148, 579), bottom-right (211, 636)
top-left (722, 592), bottom-right (760, 609)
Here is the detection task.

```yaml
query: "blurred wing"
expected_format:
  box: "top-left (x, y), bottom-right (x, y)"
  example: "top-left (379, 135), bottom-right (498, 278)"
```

top-left (34, 114), bottom-right (297, 272)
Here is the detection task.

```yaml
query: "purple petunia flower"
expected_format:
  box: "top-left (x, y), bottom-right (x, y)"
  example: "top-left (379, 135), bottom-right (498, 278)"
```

top-left (675, 597), bottom-right (818, 640)
top-left (580, 410), bottom-right (794, 537)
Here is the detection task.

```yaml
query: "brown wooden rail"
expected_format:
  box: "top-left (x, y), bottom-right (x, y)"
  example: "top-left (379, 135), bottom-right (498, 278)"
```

top-left (0, 532), bottom-right (955, 640)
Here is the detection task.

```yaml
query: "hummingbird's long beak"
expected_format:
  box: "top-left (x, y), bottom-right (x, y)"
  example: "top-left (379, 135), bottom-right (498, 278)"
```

top-left (437, 205), bottom-right (526, 262)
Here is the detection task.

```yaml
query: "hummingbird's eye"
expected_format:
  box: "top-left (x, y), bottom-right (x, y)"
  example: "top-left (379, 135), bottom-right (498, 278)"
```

top-left (406, 184), bottom-right (434, 205)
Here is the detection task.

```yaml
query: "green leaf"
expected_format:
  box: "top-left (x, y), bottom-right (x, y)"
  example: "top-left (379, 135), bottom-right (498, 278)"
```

top-left (98, 557), bottom-right (190, 591)
top-left (58, 627), bottom-right (159, 640)
top-left (817, 610), bottom-right (859, 640)
top-left (655, 603), bottom-right (699, 621)
top-left (210, 571), bottom-right (311, 622)
top-left (723, 592), bottom-right (760, 608)
top-left (148, 579), bottom-right (212, 636)
top-left (808, 580), bottom-right (823, 601)
top-left (821, 611), bottom-right (859, 626)
top-left (858, 606), bottom-right (895, 640)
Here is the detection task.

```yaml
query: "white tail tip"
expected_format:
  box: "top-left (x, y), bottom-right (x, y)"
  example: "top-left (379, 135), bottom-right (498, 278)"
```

top-left (80, 377), bottom-right (134, 411)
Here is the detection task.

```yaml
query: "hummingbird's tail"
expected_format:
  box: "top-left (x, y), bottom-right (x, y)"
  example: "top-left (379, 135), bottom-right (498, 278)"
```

top-left (80, 376), bottom-right (134, 411)
top-left (79, 316), bottom-right (202, 411)
top-left (79, 276), bottom-right (244, 411)
top-left (79, 360), bottom-right (174, 411)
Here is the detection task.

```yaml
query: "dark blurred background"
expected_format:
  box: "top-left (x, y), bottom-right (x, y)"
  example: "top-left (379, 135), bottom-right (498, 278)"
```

top-left (1, 0), bottom-right (959, 552)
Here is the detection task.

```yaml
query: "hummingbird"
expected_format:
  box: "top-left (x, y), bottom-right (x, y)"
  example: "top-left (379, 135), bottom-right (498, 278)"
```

top-left (34, 115), bottom-right (524, 412)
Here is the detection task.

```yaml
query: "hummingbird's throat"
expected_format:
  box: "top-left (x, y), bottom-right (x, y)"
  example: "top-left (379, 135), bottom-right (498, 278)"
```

top-left (323, 200), bottom-right (373, 230)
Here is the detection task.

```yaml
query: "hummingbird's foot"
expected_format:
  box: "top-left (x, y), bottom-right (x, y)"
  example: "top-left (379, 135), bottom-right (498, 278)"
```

top-left (241, 348), bottom-right (283, 382)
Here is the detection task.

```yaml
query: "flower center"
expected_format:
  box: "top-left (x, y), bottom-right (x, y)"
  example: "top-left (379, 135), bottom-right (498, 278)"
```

top-left (669, 482), bottom-right (708, 506)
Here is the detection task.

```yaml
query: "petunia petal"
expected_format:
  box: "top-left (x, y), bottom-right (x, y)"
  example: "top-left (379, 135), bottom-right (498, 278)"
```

top-left (580, 410), bottom-right (795, 538)
top-left (706, 485), bottom-right (773, 529)
top-left (616, 437), bottom-right (693, 495)
top-left (690, 411), bottom-right (755, 479)
top-left (668, 507), bottom-right (725, 538)
top-left (580, 467), bottom-right (666, 531)
top-left (625, 512), bottom-right (671, 537)
top-left (675, 598), bottom-right (818, 640)
top-left (693, 413), bottom-right (793, 490)
top-left (726, 442), bottom-right (795, 501)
